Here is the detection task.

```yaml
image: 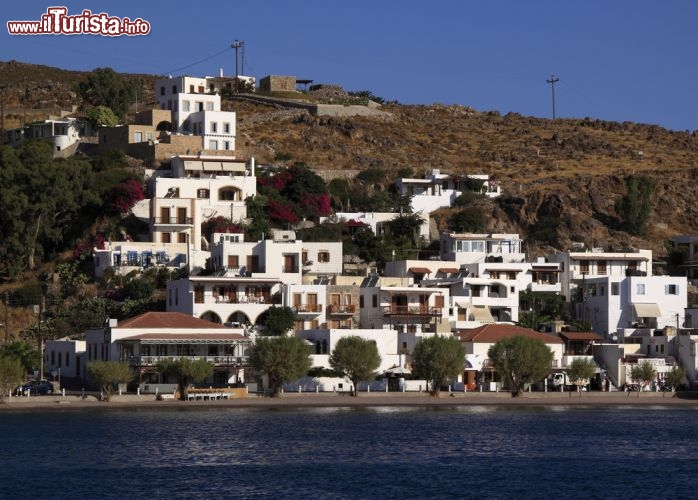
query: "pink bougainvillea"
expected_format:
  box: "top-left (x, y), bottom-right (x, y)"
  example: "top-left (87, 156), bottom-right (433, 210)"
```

top-left (106, 179), bottom-right (145, 214)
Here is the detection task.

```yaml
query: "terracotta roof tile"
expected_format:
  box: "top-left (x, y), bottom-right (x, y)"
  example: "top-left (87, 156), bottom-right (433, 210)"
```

top-left (455, 323), bottom-right (563, 344)
top-left (117, 312), bottom-right (226, 329)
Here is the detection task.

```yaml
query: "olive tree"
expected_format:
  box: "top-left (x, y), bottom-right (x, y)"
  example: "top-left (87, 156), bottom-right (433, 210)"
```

top-left (630, 363), bottom-right (656, 395)
top-left (157, 357), bottom-right (213, 401)
top-left (664, 366), bottom-right (686, 394)
top-left (86, 360), bottom-right (132, 402)
top-left (0, 357), bottom-right (24, 400)
top-left (412, 335), bottom-right (466, 396)
top-left (248, 336), bottom-right (311, 396)
top-left (330, 336), bottom-right (381, 396)
top-left (567, 358), bottom-right (597, 395)
top-left (488, 335), bottom-right (553, 397)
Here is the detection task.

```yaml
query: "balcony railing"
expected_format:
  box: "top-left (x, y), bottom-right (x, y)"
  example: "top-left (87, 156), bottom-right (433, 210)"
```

top-left (327, 304), bottom-right (356, 315)
top-left (152, 217), bottom-right (193, 225)
top-left (294, 304), bottom-right (323, 314)
top-left (382, 306), bottom-right (442, 316)
top-left (128, 355), bottom-right (246, 367)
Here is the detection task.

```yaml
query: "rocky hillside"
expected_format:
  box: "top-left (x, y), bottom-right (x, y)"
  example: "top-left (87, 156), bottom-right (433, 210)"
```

top-left (231, 99), bottom-right (698, 259)
top-left (3, 60), bottom-right (698, 260)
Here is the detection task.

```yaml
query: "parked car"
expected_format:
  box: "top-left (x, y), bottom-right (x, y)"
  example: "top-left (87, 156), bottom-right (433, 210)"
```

top-left (18, 380), bottom-right (55, 396)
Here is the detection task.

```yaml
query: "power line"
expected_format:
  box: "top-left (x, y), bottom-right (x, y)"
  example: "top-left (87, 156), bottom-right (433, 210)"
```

top-left (162, 47), bottom-right (232, 76)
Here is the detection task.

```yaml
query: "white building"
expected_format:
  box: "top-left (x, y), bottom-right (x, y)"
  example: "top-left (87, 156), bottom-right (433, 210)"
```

top-left (43, 338), bottom-right (86, 380)
top-left (395, 169), bottom-right (500, 215)
top-left (322, 211), bottom-right (431, 241)
top-left (167, 233), bottom-right (343, 326)
top-left (155, 75), bottom-right (236, 151)
top-left (582, 275), bottom-right (687, 341)
top-left (94, 154), bottom-right (257, 277)
top-left (5, 117), bottom-right (83, 156)
top-left (359, 276), bottom-right (451, 334)
top-left (546, 243), bottom-right (653, 300)
top-left (672, 234), bottom-right (698, 283)
top-left (84, 312), bottom-right (249, 388)
top-left (440, 232), bottom-right (525, 266)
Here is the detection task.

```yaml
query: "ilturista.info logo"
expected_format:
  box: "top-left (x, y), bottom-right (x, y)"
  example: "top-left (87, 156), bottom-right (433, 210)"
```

top-left (7, 7), bottom-right (150, 36)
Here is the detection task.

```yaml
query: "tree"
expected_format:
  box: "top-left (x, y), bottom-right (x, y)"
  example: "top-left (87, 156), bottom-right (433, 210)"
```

top-left (76, 67), bottom-right (138, 118)
top-left (329, 337), bottom-right (381, 396)
top-left (450, 207), bottom-right (486, 233)
top-left (86, 105), bottom-right (119, 127)
top-left (488, 336), bottom-right (554, 397)
top-left (248, 336), bottom-right (311, 396)
top-left (412, 335), bottom-right (466, 396)
top-left (1, 340), bottom-right (39, 379)
top-left (630, 362), bottom-right (656, 393)
top-left (86, 361), bottom-right (131, 402)
top-left (258, 307), bottom-right (296, 336)
top-left (157, 357), bottom-right (213, 401)
top-left (614, 175), bottom-right (653, 236)
top-left (664, 366), bottom-right (686, 394)
top-left (0, 357), bottom-right (24, 400)
top-left (567, 358), bottom-right (596, 395)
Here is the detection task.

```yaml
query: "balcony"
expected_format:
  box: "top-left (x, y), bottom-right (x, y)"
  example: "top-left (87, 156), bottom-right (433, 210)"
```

top-left (152, 216), bottom-right (193, 226)
top-left (382, 306), bottom-right (442, 318)
top-left (128, 355), bottom-right (246, 367)
top-left (327, 304), bottom-right (356, 316)
top-left (294, 304), bottom-right (323, 315)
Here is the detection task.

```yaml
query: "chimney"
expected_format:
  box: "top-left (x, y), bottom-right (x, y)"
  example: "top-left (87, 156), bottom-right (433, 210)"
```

top-left (219, 68), bottom-right (224, 78)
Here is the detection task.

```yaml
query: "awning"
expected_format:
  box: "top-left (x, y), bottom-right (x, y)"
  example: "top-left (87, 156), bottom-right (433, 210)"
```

top-left (468, 307), bottom-right (495, 323)
top-left (438, 267), bottom-right (459, 274)
top-left (633, 303), bottom-right (661, 318)
top-left (220, 162), bottom-right (246, 172)
top-left (409, 267), bottom-right (431, 274)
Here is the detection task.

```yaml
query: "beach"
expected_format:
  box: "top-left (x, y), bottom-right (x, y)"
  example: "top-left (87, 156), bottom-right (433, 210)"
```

top-left (2, 389), bottom-right (697, 411)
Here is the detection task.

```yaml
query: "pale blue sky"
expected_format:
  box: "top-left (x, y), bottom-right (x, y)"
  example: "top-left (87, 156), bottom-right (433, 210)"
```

top-left (3, 1), bottom-right (697, 131)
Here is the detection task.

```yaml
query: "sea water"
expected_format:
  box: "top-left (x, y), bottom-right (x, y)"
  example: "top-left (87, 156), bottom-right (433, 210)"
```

top-left (1, 405), bottom-right (696, 499)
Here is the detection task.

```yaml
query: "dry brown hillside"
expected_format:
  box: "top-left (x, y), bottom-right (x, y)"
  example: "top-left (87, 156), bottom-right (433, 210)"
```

top-left (231, 98), bottom-right (698, 258)
top-left (3, 60), bottom-right (698, 259)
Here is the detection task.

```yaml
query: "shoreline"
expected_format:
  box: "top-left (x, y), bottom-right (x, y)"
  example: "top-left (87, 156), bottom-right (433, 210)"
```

top-left (2, 390), bottom-right (698, 412)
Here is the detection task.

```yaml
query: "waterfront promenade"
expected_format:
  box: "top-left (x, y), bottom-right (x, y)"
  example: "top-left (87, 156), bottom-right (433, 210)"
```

top-left (2, 390), bottom-right (697, 411)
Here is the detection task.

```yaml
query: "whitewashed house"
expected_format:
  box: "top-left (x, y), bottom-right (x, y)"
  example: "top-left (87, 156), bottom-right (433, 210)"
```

top-left (155, 76), bottom-right (236, 151)
top-left (395, 169), bottom-right (500, 215)
top-left (43, 338), bottom-right (86, 381)
top-left (582, 275), bottom-right (687, 341)
top-left (546, 243), bottom-right (653, 301)
top-left (84, 312), bottom-right (249, 389)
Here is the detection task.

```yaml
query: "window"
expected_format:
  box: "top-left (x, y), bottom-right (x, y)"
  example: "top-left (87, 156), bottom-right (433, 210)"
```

top-left (134, 132), bottom-right (143, 143)
top-left (183, 100), bottom-right (190, 112)
top-left (318, 251), bottom-right (330, 263)
top-left (611, 282), bottom-right (620, 295)
top-left (160, 86), bottom-right (165, 96)
top-left (636, 283), bottom-right (646, 295)
top-left (209, 140), bottom-right (218, 150)
top-left (161, 233), bottom-right (171, 243)
top-left (194, 286), bottom-right (204, 304)
top-left (580, 261), bottom-right (589, 274)
top-left (360, 296), bottom-right (364, 308)
top-left (211, 122), bottom-right (217, 133)
top-left (666, 284), bottom-right (679, 295)
top-left (146, 132), bottom-right (153, 141)
top-left (189, 85), bottom-right (194, 93)
top-left (597, 260), bottom-right (607, 275)
top-left (223, 141), bottom-right (230, 150)
top-left (372, 294), bottom-right (378, 307)
top-left (178, 233), bottom-right (187, 243)
top-left (206, 101), bottom-right (214, 111)
top-left (224, 122), bottom-right (231, 133)
top-left (167, 100), bottom-right (172, 110)
top-left (172, 85), bottom-right (177, 94)
top-left (197, 189), bottom-right (210, 199)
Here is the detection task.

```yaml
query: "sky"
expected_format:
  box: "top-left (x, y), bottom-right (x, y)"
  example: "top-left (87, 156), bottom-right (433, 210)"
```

top-left (2, 1), bottom-right (697, 131)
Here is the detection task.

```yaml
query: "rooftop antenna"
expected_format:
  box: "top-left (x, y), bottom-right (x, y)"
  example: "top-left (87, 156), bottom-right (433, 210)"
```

top-left (231, 40), bottom-right (244, 92)
top-left (546, 74), bottom-right (559, 119)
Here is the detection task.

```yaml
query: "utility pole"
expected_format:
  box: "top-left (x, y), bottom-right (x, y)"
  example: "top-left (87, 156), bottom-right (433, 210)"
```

top-left (231, 40), bottom-right (244, 93)
top-left (4, 290), bottom-right (8, 344)
top-left (546, 74), bottom-right (559, 119)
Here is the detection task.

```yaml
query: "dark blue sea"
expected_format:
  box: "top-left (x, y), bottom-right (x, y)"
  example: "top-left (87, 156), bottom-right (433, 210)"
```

top-left (1, 405), bottom-right (696, 499)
